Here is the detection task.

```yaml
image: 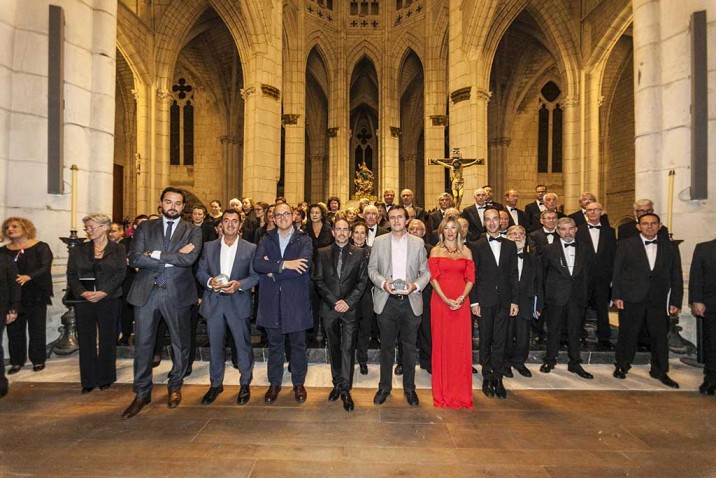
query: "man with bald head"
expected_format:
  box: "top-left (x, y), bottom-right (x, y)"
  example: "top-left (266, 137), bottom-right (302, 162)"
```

top-left (504, 189), bottom-right (527, 228)
top-left (461, 188), bottom-right (489, 241)
top-left (362, 205), bottom-right (388, 246)
top-left (400, 189), bottom-right (424, 220)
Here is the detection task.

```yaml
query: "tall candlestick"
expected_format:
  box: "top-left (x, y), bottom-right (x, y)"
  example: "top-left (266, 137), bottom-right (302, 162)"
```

top-left (70, 164), bottom-right (78, 230)
top-left (666, 169), bottom-right (675, 232)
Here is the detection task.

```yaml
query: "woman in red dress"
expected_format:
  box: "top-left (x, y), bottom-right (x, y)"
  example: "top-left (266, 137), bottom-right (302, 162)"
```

top-left (428, 215), bottom-right (475, 409)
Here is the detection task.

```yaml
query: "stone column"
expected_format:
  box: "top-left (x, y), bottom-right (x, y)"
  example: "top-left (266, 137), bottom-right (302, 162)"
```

top-left (133, 83), bottom-right (151, 214)
top-left (561, 96), bottom-right (581, 209)
top-left (424, 115), bottom-right (449, 203)
top-left (489, 137), bottom-right (511, 197)
top-left (282, 113), bottom-right (305, 203)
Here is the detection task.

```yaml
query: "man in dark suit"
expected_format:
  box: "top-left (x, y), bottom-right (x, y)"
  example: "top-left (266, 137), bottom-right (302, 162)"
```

top-left (122, 187), bottom-right (203, 419)
top-left (253, 202), bottom-right (314, 404)
top-left (468, 207), bottom-right (519, 399)
top-left (195, 209), bottom-right (260, 406)
top-left (368, 206), bottom-right (431, 407)
top-left (539, 217), bottom-right (594, 379)
top-left (504, 225), bottom-right (542, 378)
top-left (576, 202), bottom-right (616, 349)
top-left (461, 188), bottom-right (488, 241)
top-left (363, 205), bottom-right (388, 247)
top-left (312, 218), bottom-right (369, 411)
top-left (400, 189), bottom-right (424, 220)
top-left (528, 210), bottom-right (559, 256)
top-left (483, 185), bottom-right (504, 210)
top-left (524, 184), bottom-right (547, 232)
top-left (612, 213), bottom-right (682, 388)
top-left (0, 255), bottom-right (20, 399)
top-left (568, 192), bottom-right (610, 227)
top-left (617, 198), bottom-right (670, 241)
top-left (504, 189), bottom-right (527, 229)
top-left (689, 238), bottom-right (716, 395)
top-left (383, 189), bottom-right (397, 212)
top-left (425, 193), bottom-right (454, 245)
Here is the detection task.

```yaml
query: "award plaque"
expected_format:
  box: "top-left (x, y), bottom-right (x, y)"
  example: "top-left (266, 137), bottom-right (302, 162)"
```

top-left (390, 278), bottom-right (410, 295)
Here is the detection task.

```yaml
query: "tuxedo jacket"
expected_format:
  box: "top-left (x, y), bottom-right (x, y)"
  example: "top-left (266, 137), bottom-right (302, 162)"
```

top-left (524, 201), bottom-right (543, 232)
top-left (312, 243), bottom-right (369, 320)
top-left (568, 210), bottom-right (610, 227)
top-left (617, 220), bottom-right (670, 242)
top-left (127, 218), bottom-right (203, 308)
top-left (529, 229), bottom-right (558, 256)
top-left (461, 204), bottom-right (486, 242)
top-left (404, 205), bottom-right (424, 220)
top-left (467, 236), bottom-right (519, 308)
top-left (0, 255), bottom-right (20, 314)
top-left (366, 225), bottom-right (388, 246)
top-left (486, 201), bottom-right (504, 210)
top-left (541, 240), bottom-right (592, 307)
top-left (689, 239), bottom-right (716, 312)
top-left (611, 235), bottom-right (683, 307)
top-left (196, 237), bottom-right (260, 319)
top-left (576, 223), bottom-right (617, 285)
top-left (368, 232), bottom-right (431, 316)
top-left (506, 206), bottom-right (528, 229)
top-left (516, 250), bottom-right (543, 321)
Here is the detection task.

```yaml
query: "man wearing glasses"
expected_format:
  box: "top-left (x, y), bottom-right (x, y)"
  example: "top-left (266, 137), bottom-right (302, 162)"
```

top-left (617, 199), bottom-right (670, 241)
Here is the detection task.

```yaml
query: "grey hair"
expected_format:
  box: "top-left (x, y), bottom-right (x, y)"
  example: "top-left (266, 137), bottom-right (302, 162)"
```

top-left (82, 213), bottom-right (112, 228)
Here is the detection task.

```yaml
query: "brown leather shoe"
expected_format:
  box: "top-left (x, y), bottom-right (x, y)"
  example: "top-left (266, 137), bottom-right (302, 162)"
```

top-left (121, 395), bottom-right (151, 419)
top-left (293, 385), bottom-right (307, 403)
top-left (168, 389), bottom-right (182, 409)
top-left (264, 385), bottom-right (281, 404)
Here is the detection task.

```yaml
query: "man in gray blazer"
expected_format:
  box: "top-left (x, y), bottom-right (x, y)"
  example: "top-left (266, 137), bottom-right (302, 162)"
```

top-left (122, 187), bottom-right (203, 419)
top-left (196, 209), bottom-right (260, 406)
top-left (368, 206), bottom-right (430, 406)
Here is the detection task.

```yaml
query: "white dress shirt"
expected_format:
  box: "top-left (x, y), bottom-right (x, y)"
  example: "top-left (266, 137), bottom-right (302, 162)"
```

top-left (587, 222), bottom-right (601, 253)
top-left (641, 234), bottom-right (657, 271)
top-left (561, 239), bottom-right (576, 275)
top-left (487, 234), bottom-right (502, 266)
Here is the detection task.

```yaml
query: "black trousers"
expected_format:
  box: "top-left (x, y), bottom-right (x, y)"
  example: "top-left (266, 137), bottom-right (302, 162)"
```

top-left (154, 306), bottom-right (200, 366)
top-left (119, 297), bottom-right (134, 343)
top-left (75, 298), bottom-right (120, 389)
top-left (478, 305), bottom-right (509, 379)
top-left (0, 318), bottom-right (7, 392)
top-left (355, 292), bottom-right (374, 365)
top-left (323, 314), bottom-right (358, 391)
top-left (587, 281), bottom-right (612, 341)
top-left (6, 303), bottom-right (47, 366)
top-left (544, 301), bottom-right (585, 367)
top-left (505, 317), bottom-right (531, 368)
top-left (615, 302), bottom-right (669, 376)
top-left (266, 327), bottom-right (307, 386)
top-left (377, 297), bottom-right (421, 393)
top-left (417, 293), bottom-right (432, 369)
top-left (703, 313), bottom-right (716, 384)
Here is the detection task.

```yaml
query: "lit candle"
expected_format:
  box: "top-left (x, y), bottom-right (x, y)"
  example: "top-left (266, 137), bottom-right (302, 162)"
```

top-left (666, 169), bottom-right (675, 232)
top-left (71, 164), bottom-right (78, 230)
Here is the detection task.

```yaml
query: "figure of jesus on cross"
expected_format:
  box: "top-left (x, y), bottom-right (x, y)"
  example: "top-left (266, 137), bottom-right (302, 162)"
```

top-left (430, 148), bottom-right (483, 209)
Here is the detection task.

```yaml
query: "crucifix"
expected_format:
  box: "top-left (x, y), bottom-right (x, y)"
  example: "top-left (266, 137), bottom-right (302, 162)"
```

top-left (430, 148), bottom-right (483, 209)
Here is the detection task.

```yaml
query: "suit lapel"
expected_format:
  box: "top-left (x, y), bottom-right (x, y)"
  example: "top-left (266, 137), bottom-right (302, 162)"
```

top-left (229, 240), bottom-right (245, 279)
top-left (168, 220), bottom-right (186, 251)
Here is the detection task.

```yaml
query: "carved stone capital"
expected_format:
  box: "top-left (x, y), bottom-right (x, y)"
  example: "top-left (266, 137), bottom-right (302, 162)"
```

top-left (450, 86), bottom-right (472, 104)
top-left (474, 88), bottom-right (492, 102)
top-left (130, 88), bottom-right (139, 101)
top-left (390, 126), bottom-right (402, 137)
top-left (562, 96), bottom-right (579, 108)
top-left (282, 114), bottom-right (300, 125)
top-left (240, 86), bottom-right (256, 100)
top-left (327, 127), bottom-right (339, 137)
top-left (261, 84), bottom-right (281, 100)
top-left (156, 88), bottom-right (173, 103)
top-left (430, 115), bottom-right (449, 126)
top-left (597, 95), bottom-right (605, 107)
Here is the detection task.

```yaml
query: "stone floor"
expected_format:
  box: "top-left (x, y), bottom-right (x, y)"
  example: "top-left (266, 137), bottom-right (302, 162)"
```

top-left (1, 358), bottom-right (716, 477)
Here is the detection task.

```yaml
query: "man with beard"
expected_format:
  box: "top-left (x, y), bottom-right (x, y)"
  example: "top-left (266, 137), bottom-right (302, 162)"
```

top-left (122, 187), bottom-right (203, 419)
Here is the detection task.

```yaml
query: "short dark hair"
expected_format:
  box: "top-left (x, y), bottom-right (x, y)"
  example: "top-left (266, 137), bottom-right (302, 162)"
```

top-left (222, 208), bottom-right (242, 221)
top-left (333, 218), bottom-right (350, 230)
top-left (192, 205), bottom-right (207, 214)
top-left (160, 186), bottom-right (185, 203)
top-left (388, 205), bottom-right (407, 219)
top-left (351, 221), bottom-right (368, 234)
top-left (638, 212), bottom-right (661, 224)
top-left (308, 203), bottom-right (327, 223)
top-left (326, 196), bottom-right (341, 209)
top-left (483, 206), bottom-right (500, 215)
top-left (210, 199), bottom-right (222, 207)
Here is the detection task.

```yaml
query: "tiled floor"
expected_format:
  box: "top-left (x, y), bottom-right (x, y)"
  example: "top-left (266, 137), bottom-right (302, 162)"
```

top-left (1, 357), bottom-right (715, 477)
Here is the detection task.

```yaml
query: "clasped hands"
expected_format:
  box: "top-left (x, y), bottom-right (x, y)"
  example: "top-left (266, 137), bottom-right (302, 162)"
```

top-left (80, 291), bottom-right (108, 303)
top-left (383, 280), bottom-right (417, 295)
top-left (445, 295), bottom-right (465, 311)
top-left (209, 277), bottom-right (241, 294)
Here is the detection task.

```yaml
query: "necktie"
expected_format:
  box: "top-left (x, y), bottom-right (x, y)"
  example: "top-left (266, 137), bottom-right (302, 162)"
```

top-left (489, 236), bottom-right (502, 242)
top-left (336, 247), bottom-right (344, 279)
top-left (588, 225), bottom-right (601, 230)
top-left (564, 242), bottom-right (576, 248)
top-left (645, 240), bottom-right (657, 245)
top-left (155, 221), bottom-right (174, 287)
top-left (517, 252), bottom-right (525, 259)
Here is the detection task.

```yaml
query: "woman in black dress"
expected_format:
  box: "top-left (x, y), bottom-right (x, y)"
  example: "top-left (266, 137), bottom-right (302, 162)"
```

top-left (0, 217), bottom-right (53, 374)
top-left (67, 214), bottom-right (126, 393)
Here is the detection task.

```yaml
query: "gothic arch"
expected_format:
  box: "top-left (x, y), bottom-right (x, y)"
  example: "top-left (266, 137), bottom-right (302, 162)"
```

top-left (345, 41), bottom-right (383, 84)
top-left (115, 5), bottom-right (151, 85)
top-left (391, 32), bottom-right (426, 73)
top-left (585, 2), bottom-right (633, 73)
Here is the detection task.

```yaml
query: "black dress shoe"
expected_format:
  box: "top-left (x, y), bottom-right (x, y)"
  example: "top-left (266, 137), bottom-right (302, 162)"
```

top-left (540, 363), bottom-right (554, 373)
top-left (152, 354), bottom-right (161, 368)
top-left (168, 390), bottom-right (182, 408)
top-left (81, 387), bottom-right (94, 394)
top-left (341, 391), bottom-right (355, 411)
top-left (514, 365), bottom-right (532, 378)
top-left (99, 384), bottom-right (111, 390)
top-left (7, 365), bottom-right (22, 375)
top-left (359, 364), bottom-right (368, 375)
top-left (293, 385), bottom-right (307, 403)
top-left (237, 385), bottom-right (251, 405)
top-left (482, 378), bottom-right (495, 398)
top-left (494, 379), bottom-right (507, 399)
top-left (503, 366), bottom-right (514, 378)
top-left (568, 366), bottom-right (594, 380)
top-left (32, 364), bottom-right (45, 372)
top-left (201, 386), bottom-right (224, 405)
top-left (405, 390), bottom-right (420, 406)
top-left (265, 385), bottom-right (281, 404)
top-left (121, 395), bottom-right (151, 419)
top-left (699, 381), bottom-right (716, 395)
top-left (373, 389), bottom-right (390, 405)
top-left (328, 386), bottom-right (340, 402)
top-left (184, 365), bottom-right (193, 378)
top-left (653, 373), bottom-right (679, 389)
top-left (0, 387), bottom-right (7, 399)
top-left (613, 367), bottom-right (627, 379)
top-left (394, 364), bottom-right (403, 376)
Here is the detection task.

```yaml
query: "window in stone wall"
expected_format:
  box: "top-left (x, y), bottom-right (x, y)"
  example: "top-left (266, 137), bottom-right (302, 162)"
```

top-left (537, 81), bottom-right (562, 174)
top-left (396, 0), bottom-right (413, 9)
top-left (312, 0), bottom-right (333, 10)
top-left (351, 0), bottom-right (379, 15)
top-left (169, 78), bottom-right (195, 166)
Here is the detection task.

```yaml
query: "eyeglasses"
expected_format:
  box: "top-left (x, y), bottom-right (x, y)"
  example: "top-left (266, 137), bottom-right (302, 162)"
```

top-left (273, 211), bottom-right (292, 219)
top-left (84, 225), bottom-right (106, 232)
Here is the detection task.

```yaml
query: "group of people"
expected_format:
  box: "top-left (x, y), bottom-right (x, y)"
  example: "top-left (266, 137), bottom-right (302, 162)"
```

top-left (1, 183), bottom-right (715, 413)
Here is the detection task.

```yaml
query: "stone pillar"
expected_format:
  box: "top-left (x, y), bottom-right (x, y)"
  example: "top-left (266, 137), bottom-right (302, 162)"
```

top-left (282, 113), bottom-right (305, 203)
top-left (424, 115), bottom-right (449, 203)
top-left (133, 82), bottom-right (151, 214)
top-left (155, 88), bottom-right (172, 201)
top-left (489, 137), bottom-right (511, 197)
top-left (561, 96), bottom-right (581, 210)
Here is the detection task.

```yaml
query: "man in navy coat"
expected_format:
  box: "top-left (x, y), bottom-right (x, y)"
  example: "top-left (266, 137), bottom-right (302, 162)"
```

top-left (196, 209), bottom-right (260, 405)
top-left (253, 203), bottom-right (313, 404)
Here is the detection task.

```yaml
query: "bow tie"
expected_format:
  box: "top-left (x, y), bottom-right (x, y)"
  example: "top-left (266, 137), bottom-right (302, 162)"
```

top-left (517, 252), bottom-right (525, 259)
top-left (645, 240), bottom-right (657, 245)
top-left (510, 207), bottom-right (518, 212)
top-left (489, 236), bottom-right (502, 243)
top-left (544, 231), bottom-right (556, 237)
top-left (537, 202), bottom-right (543, 206)
top-left (588, 225), bottom-right (601, 230)
top-left (478, 206), bottom-right (486, 209)
top-left (369, 227), bottom-right (375, 232)
top-left (563, 242), bottom-right (576, 248)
